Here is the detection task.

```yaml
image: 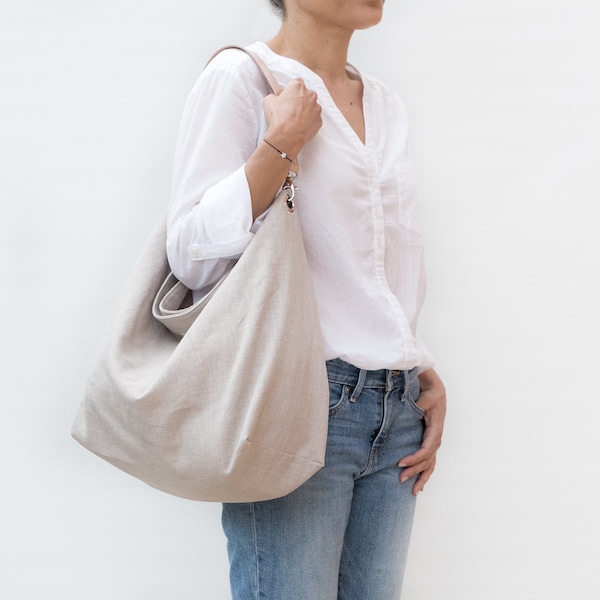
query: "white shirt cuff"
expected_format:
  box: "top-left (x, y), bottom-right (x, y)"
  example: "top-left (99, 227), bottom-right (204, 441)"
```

top-left (188, 165), bottom-right (254, 261)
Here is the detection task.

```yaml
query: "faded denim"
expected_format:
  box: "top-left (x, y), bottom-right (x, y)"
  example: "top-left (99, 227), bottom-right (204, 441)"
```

top-left (222, 358), bottom-right (424, 600)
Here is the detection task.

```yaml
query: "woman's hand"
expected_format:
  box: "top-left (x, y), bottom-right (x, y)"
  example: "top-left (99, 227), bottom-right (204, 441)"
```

top-left (399, 369), bottom-right (446, 496)
top-left (262, 78), bottom-right (322, 160)
top-left (246, 79), bottom-right (322, 219)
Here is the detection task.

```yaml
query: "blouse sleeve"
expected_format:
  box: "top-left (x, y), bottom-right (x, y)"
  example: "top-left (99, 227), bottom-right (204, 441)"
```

top-left (166, 52), bottom-right (269, 292)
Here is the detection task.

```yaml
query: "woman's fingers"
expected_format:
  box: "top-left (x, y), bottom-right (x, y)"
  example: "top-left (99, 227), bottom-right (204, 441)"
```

top-left (398, 369), bottom-right (446, 495)
top-left (263, 79), bottom-right (322, 153)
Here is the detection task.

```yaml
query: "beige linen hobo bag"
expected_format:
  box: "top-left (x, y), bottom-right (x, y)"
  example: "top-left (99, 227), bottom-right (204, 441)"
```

top-left (71, 47), bottom-right (329, 502)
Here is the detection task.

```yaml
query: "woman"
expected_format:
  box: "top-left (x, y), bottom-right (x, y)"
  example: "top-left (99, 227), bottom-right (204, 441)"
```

top-left (166, 0), bottom-right (446, 597)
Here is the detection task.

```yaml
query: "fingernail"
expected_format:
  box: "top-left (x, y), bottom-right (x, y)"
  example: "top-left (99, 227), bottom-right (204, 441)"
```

top-left (400, 475), bottom-right (408, 483)
top-left (398, 462), bottom-right (407, 468)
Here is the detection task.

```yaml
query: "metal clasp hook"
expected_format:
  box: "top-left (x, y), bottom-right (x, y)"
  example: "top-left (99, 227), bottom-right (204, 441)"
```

top-left (282, 172), bottom-right (298, 213)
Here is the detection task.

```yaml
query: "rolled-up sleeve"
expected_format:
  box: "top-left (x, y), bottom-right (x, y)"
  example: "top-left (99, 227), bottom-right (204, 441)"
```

top-left (166, 52), bottom-right (269, 291)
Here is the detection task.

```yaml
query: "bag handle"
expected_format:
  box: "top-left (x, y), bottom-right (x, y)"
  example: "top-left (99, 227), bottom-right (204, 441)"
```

top-left (205, 45), bottom-right (283, 95)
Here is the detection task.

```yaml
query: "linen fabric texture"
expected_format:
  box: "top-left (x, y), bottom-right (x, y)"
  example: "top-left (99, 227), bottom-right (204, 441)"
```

top-left (71, 48), bottom-right (329, 503)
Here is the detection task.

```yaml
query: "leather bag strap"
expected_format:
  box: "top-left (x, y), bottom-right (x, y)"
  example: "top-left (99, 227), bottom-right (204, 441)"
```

top-left (205, 45), bottom-right (283, 95)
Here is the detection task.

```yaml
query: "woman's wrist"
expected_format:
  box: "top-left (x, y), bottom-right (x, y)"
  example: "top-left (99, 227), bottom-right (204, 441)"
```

top-left (262, 139), bottom-right (298, 171)
top-left (262, 125), bottom-right (305, 163)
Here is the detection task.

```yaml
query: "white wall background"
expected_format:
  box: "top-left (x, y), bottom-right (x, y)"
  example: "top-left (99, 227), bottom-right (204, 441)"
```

top-left (2, 0), bottom-right (599, 598)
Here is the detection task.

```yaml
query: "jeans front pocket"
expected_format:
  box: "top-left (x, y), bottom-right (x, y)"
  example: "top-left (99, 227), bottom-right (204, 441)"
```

top-left (328, 381), bottom-right (351, 416)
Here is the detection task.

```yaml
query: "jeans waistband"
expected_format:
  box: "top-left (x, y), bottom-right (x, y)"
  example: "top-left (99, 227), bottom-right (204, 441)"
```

top-left (325, 358), bottom-right (417, 389)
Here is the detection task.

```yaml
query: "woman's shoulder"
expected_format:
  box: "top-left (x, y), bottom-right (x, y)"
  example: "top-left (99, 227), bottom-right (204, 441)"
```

top-left (360, 69), bottom-right (409, 122)
top-left (204, 46), bottom-right (263, 75)
top-left (191, 45), bottom-right (272, 99)
top-left (361, 69), bottom-right (407, 104)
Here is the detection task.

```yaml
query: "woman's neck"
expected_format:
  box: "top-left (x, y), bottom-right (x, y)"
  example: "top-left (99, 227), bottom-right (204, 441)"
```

top-left (267, 18), bottom-right (353, 85)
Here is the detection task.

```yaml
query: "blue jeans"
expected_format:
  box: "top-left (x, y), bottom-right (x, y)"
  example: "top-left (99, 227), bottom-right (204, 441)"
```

top-left (221, 358), bottom-right (425, 600)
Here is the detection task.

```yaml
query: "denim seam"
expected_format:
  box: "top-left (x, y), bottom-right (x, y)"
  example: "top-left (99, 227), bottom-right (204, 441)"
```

top-left (250, 503), bottom-right (260, 600)
top-left (360, 388), bottom-right (395, 477)
top-left (328, 376), bottom-right (415, 390)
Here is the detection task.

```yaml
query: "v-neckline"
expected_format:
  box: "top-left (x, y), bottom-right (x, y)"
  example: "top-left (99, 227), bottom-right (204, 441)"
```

top-left (256, 42), bottom-right (370, 151)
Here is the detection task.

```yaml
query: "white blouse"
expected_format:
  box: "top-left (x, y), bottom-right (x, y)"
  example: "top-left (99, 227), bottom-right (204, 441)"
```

top-left (166, 42), bottom-right (434, 372)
